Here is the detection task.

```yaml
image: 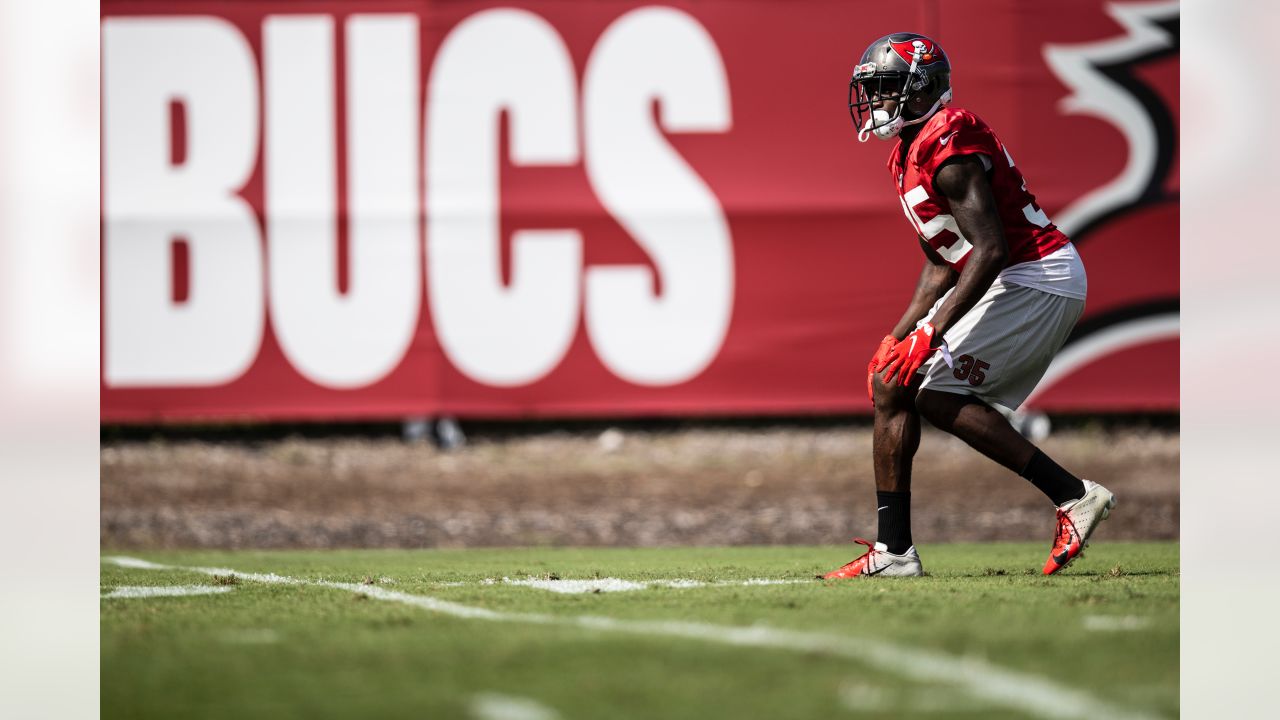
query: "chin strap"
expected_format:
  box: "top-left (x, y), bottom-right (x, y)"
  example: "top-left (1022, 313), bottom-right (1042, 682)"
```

top-left (902, 91), bottom-right (952, 127)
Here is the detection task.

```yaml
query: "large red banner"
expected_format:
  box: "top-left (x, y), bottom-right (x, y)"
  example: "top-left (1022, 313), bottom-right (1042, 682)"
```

top-left (101, 0), bottom-right (1179, 422)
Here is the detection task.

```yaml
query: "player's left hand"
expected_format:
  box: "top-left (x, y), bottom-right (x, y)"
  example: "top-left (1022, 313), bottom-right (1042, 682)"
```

top-left (877, 323), bottom-right (940, 388)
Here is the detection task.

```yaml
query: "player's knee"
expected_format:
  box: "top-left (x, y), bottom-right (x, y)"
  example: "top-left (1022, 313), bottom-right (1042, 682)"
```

top-left (871, 373), bottom-right (913, 415)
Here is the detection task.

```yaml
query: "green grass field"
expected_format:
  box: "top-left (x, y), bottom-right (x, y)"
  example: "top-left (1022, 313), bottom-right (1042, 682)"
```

top-left (101, 542), bottom-right (1178, 719)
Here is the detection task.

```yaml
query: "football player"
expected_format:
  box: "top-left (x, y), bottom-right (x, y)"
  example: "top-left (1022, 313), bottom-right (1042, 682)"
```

top-left (823, 33), bottom-right (1115, 578)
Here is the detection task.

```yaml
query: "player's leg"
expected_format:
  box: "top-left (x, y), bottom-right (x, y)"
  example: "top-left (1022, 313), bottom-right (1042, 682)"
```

top-left (914, 388), bottom-right (1114, 574)
top-left (820, 372), bottom-right (923, 579)
top-left (913, 284), bottom-right (1115, 574)
top-left (913, 389), bottom-right (1083, 506)
top-left (870, 370), bottom-right (920, 553)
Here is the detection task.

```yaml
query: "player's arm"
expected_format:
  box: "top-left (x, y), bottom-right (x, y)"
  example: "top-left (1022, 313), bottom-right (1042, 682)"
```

top-left (866, 242), bottom-right (956, 400)
top-left (875, 155), bottom-right (1006, 388)
top-left (920, 154), bottom-right (1008, 337)
top-left (889, 241), bottom-right (958, 341)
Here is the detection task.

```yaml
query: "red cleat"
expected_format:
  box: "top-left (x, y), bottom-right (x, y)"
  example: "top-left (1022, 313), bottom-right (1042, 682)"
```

top-left (1043, 479), bottom-right (1117, 575)
top-left (821, 538), bottom-right (923, 579)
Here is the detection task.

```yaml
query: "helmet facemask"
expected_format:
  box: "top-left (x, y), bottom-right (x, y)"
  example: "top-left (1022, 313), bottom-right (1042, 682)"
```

top-left (849, 70), bottom-right (911, 142)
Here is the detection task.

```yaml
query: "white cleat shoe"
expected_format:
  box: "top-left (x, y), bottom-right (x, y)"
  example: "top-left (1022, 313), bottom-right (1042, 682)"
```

top-left (1043, 479), bottom-right (1117, 575)
top-left (822, 538), bottom-right (924, 579)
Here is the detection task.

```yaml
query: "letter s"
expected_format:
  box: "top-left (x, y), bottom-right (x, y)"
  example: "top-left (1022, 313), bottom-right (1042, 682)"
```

top-left (583, 7), bottom-right (734, 386)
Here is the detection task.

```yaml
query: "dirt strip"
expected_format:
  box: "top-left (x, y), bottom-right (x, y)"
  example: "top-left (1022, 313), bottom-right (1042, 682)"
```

top-left (101, 426), bottom-right (1177, 549)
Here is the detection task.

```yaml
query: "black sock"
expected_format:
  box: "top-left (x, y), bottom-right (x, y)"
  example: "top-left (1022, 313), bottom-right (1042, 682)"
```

top-left (876, 491), bottom-right (913, 554)
top-left (1020, 450), bottom-right (1086, 506)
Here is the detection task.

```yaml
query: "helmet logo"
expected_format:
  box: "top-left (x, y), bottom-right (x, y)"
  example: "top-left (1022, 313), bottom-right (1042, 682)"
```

top-left (890, 38), bottom-right (942, 65)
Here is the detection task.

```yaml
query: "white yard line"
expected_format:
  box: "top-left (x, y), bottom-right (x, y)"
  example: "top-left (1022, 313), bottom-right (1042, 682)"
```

top-left (103, 556), bottom-right (1161, 720)
top-left (101, 585), bottom-right (234, 599)
top-left (469, 692), bottom-right (561, 720)
top-left (504, 577), bottom-right (649, 594)
top-left (652, 579), bottom-right (703, 589)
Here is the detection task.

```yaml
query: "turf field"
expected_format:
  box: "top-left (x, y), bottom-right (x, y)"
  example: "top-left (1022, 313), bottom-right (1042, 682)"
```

top-left (101, 542), bottom-right (1178, 719)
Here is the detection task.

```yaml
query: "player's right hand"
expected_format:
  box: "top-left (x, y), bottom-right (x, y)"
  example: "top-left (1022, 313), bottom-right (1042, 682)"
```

top-left (867, 334), bottom-right (898, 401)
top-left (879, 323), bottom-right (940, 389)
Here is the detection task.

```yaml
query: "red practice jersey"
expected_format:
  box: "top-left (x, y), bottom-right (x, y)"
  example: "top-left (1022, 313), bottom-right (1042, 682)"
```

top-left (888, 107), bottom-right (1069, 271)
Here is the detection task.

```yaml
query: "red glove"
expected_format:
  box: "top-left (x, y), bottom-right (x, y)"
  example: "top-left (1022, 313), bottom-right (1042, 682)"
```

top-left (877, 323), bottom-right (940, 388)
top-left (867, 335), bottom-right (897, 401)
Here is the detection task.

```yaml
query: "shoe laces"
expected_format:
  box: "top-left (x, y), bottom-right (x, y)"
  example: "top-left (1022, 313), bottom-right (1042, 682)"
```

top-left (834, 538), bottom-right (877, 571)
top-left (1053, 508), bottom-right (1079, 549)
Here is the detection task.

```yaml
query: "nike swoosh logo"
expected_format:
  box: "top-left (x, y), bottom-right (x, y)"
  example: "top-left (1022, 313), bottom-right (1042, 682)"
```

top-left (1053, 550), bottom-right (1071, 565)
top-left (939, 131), bottom-right (958, 146)
top-left (877, 506), bottom-right (889, 512)
top-left (865, 564), bottom-right (891, 576)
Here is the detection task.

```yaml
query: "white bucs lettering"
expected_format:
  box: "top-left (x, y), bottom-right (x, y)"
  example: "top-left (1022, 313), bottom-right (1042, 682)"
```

top-left (890, 108), bottom-right (1068, 271)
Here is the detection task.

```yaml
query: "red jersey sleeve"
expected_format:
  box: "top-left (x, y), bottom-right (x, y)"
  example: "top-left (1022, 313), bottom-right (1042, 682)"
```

top-left (915, 110), bottom-right (1002, 193)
